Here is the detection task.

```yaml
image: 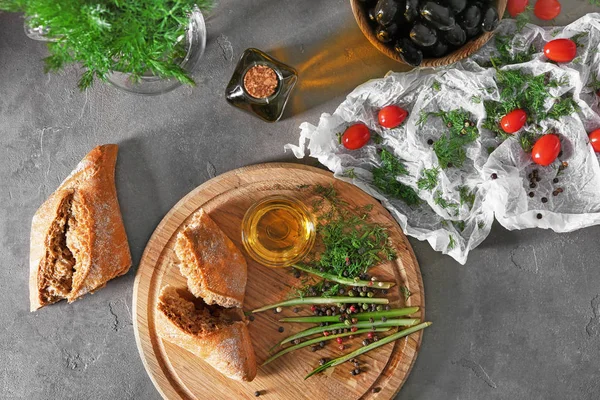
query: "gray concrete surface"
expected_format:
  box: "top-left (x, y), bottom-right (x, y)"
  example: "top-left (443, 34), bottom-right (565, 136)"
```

top-left (1, 1), bottom-right (600, 399)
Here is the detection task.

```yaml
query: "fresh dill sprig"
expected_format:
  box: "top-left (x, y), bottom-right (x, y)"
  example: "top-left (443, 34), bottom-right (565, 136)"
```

top-left (343, 168), bottom-right (357, 179)
top-left (483, 69), bottom-right (576, 139)
top-left (4, 0), bottom-right (214, 89)
top-left (431, 109), bottom-right (479, 169)
top-left (372, 149), bottom-right (421, 206)
top-left (515, 7), bottom-right (532, 32)
top-left (519, 130), bottom-right (540, 152)
top-left (489, 35), bottom-right (535, 67)
top-left (400, 286), bottom-right (412, 302)
top-left (454, 220), bottom-right (466, 231)
top-left (417, 167), bottom-right (440, 191)
top-left (309, 188), bottom-right (397, 279)
top-left (432, 81), bottom-right (441, 91)
top-left (458, 186), bottom-right (475, 209)
top-left (448, 235), bottom-right (456, 250)
top-left (434, 190), bottom-right (459, 210)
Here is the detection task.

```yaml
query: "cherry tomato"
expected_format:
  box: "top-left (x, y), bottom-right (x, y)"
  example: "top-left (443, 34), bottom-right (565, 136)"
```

top-left (543, 39), bottom-right (577, 63)
top-left (378, 105), bottom-right (408, 128)
top-left (532, 134), bottom-right (561, 166)
top-left (507, 0), bottom-right (529, 17)
top-left (534, 0), bottom-right (561, 20)
top-left (589, 129), bottom-right (600, 152)
top-left (500, 109), bottom-right (527, 134)
top-left (341, 123), bottom-right (371, 150)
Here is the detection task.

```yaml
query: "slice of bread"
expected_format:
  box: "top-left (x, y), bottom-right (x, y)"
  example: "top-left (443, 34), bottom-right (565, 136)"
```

top-left (156, 285), bottom-right (257, 382)
top-left (175, 209), bottom-right (247, 308)
top-left (29, 144), bottom-right (132, 311)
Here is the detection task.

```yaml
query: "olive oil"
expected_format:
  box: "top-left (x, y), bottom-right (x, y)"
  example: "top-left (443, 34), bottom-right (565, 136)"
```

top-left (242, 195), bottom-right (315, 268)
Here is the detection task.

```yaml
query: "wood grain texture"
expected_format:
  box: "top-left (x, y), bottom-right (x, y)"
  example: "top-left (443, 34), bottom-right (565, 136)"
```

top-left (350, 0), bottom-right (508, 68)
top-left (133, 163), bottom-right (425, 400)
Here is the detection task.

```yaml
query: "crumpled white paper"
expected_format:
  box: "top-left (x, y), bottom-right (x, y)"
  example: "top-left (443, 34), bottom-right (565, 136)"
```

top-left (286, 14), bottom-right (600, 264)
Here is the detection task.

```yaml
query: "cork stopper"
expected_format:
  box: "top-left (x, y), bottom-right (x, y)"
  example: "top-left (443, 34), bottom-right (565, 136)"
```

top-left (243, 65), bottom-right (279, 99)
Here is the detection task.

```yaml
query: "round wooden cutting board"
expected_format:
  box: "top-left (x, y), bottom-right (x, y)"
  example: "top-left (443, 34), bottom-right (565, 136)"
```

top-left (133, 163), bottom-right (425, 400)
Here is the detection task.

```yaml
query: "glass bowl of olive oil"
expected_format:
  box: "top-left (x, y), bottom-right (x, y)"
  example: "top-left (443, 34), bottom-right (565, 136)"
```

top-left (241, 195), bottom-right (316, 268)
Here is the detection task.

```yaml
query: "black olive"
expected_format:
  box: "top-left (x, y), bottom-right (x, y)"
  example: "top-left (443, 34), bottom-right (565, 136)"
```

top-left (481, 6), bottom-right (499, 32)
top-left (444, 24), bottom-right (467, 46)
top-left (425, 40), bottom-right (449, 57)
top-left (368, 8), bottom-right (377, 22)
top-left (460, 4), bottom-right (482, 30)
top-left (404, 0), bottom-right (420, 23)
top-left (443, 0), bottom-right (467, 13)
top-left (420, 2), bottom-right (455, 31)
top-left (465, 25), bottom-right (481, 38)
top-left (395, 38), bottom-right (423, 66)
top-left (410, 23), bottom-right (437, 47)
top-left (376, 23), bottom-right (398, 43)
top-left (375, 0), bottom-right (400, 26)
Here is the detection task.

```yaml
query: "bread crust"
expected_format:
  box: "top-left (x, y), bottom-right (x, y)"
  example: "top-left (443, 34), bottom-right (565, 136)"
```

top-left (29, 144), bottom-right (132, 311)
top-left (156, 286), bottom-right (257, 382)
top-left (175, 209), bottom-right (247, 308)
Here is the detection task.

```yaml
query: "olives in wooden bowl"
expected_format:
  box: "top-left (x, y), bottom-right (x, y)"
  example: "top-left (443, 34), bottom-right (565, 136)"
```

top-left (351, 0), bottom-right (507, 67)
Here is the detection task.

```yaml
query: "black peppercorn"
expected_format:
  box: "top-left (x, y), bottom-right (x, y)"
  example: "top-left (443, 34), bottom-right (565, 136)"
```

top-left (354, 368), bottom-right (361, 375)
top-left (311, 345), bottom-right (318, 352)
top-left (528, 192), bottom-right (534, 198)
top-left (278, 327), bottom-right (284, 333)
top-left (535, 176), bottom-right (541, 182)
top-left (319, 341), bottom-right (325, 348)
top-left (293, 270), bottom-right (301, 279)
top-left (362, 339), bottom-right (370, 346)
top-left (552, 190), bottom-right (559, 196)
top-left (541, 197), bottom-right (548, 203)
top-left (427, 138), bottom-right (434, 145)
top-left (536, 213), bottom-right (543, 219)
top-left (529, 182), bottom-right (536, 189)
top-left (385, 305), bottom-right (391, 311)
top-left (255, 390), bottom-right (261, 397)
top-left (351, 369), bottom-right (357, 376)
top-left (248, 315), bottom-right (255, 322)
top-left (373, 387), bottom-right (382, 393)
top-left (447, 162), bottom-right (454, 168)
top-left (491, 173), bottom-right (498, 180)
top-left (553, 178), bottom-right (559, 183)
top-left (381, 316), bottom-right (388, 322)
top-left (293, 307), bottom-right (299, 313)
top-left (319, 358), bottom-right (327, 366)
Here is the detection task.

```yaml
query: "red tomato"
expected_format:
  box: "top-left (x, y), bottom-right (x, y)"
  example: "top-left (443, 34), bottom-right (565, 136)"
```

top-left (532, 134), bottom-right (561, 166)
top-left (507, 0), bottom-right (529, 17)
top-left (378, 105), bottom-right (408, 128)
top-left (534, 0), bottom-right (561, 20)
top-left (341, 123), bottom-right (371, 150)
top-left (500, 109), bottom-right (527, 134)
top-left (589, 129), bottom-right (600, 152)
top-left (543, 39), bottom-right (577, 63)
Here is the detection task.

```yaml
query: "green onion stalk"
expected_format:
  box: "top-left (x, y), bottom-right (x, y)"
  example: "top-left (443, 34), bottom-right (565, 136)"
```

top-left (262, 328), bottom-right (391, 366)
top-left (292, 263), bottom-right (395, 289)
top-left (279, 307), bottom-right (419, 323)
top-left (252, 296), bottom-right (389, 314)
top-left (305, 322), bottom-right (432, 379)
top-left (276, 318), bottom-right (420, 347)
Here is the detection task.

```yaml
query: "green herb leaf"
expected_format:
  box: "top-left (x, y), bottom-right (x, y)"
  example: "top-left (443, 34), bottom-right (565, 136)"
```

top-left (417, 167), bottom-right (440, 191)
top-left (400, 286), bottom-right (412, 302)
top-left (372, 149), bottom-right (421, 206)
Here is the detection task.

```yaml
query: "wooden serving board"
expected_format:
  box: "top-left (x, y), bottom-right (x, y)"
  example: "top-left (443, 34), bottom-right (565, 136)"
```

top-left (133, 163), bottom-right (425, 400)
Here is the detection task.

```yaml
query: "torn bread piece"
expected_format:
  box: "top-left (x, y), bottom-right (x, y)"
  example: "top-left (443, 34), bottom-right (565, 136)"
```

top-left (29, 144), bottom-right (131, 311)
top-left (156, 285), bottom-right (257, 382)
top-left (175, 209), bottom-right (247, 308)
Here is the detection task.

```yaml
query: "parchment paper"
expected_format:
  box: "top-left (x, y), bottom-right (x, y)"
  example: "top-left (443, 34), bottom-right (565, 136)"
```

top-left (286, 14), bottom-right (600, 264)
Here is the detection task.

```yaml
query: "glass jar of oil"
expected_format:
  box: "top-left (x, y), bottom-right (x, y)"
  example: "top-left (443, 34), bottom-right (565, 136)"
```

top-left (241, 195), bottom-right (316, 268)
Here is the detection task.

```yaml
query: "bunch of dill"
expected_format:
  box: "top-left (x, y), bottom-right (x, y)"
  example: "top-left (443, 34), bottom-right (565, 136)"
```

top-left (372, 149), bottom-right (421, 206)
top-left (2, 0), bottom-right (213, 89)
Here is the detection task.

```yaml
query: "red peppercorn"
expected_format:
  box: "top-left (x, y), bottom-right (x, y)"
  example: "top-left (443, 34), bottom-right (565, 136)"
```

top-left (367, 332), bottom-right (374, 339)
top-left (336, 337), bottom-right (343, 344)
top-left (349, 305), bottom-right (357, 313)
top-left (349, 335), bottom-right (354, 339)
top-left (368, 281), bottom-right (373, 286)
top-left (338, 344), bottom-right (345, 351)
top-left (323, 331), bottom-right (330, 337)
top-left (351, 326), bottom-right (358, 332)
top-left (311, 305), bottom-right (317, 312)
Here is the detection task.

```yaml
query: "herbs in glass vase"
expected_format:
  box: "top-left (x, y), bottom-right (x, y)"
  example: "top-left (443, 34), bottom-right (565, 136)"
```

top-left (1, 0), bottom-right (214, 89)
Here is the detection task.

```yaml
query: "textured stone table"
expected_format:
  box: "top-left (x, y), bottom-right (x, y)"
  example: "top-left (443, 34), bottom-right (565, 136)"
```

top-left (1, 1), bottom-right (599, 399)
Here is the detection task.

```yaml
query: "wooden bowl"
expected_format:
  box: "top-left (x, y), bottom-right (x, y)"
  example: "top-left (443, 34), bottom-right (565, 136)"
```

top-left (350, 0), bottom-right (508, 68)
